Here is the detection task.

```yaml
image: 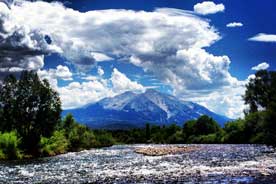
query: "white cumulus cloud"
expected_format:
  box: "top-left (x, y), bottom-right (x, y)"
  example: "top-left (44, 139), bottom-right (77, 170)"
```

top-left (249, 33), bottom-right (276, 42)
top-left (39, 67), bottom-right (145, 109)
top-left (38, 65), bottom-right (73, 89)
top-left (251, 62), bottom-right (270, 71)
top-left (194, 1), bottom-right (225, 15)
top-left (226, 22), bottom-right (243, 28)
top-left (111, 68), bottom-right (145, 94)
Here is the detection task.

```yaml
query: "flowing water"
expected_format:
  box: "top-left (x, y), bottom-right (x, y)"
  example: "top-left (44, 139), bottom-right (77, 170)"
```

top-left (0, 144), bottom-right (276, 183)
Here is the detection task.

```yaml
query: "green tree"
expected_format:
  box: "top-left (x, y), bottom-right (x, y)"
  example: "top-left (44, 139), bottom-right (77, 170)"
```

top-left (145, 123), bottom-right (151, 141)
top-left (62, 113), bottom-right (76, 137)
top-left (0, 71), bottom-right (62, 155)
top-left (183, 120), bottom-right (196, 138)
top-left (243, 70), bottom-right (276, 145)
top-left (0, 75), bottom-right (17, 131)
top-left (194, 115), bottom-right (220, 135)
top-left (223, 119), bottom-right (246, 143)
top-left (244, 70), bottom-right (276, 113)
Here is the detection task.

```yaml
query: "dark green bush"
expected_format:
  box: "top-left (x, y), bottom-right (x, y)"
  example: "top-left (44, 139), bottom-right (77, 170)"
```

top-left (94, 131), bottom-right (115, 147)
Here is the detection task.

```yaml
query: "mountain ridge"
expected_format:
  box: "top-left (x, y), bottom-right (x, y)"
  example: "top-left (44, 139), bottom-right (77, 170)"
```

top-left (63, 89), bottom-right (231, 129)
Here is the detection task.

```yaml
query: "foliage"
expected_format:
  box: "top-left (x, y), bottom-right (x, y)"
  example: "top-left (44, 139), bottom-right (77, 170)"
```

top-left (94, 130), bottom-right (115, 147)
top-left (40, 130), bottom-right (69, 156)
top-left (68, 124), bottom-right (96, 151)
top-left (223, 119), bottom-right (246, 143)
top-left (244, 70), bottom-right (276, 113)
top-left (0, 71), bottom-right (62, 155)
top-left (0, 132), bottom-right (22, 160)
top-left (182, 115), bottom-right (221, 142)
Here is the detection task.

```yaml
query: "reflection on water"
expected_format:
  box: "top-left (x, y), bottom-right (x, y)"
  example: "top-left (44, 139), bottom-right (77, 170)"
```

top-left (0, 144), bottom-right (276, 183)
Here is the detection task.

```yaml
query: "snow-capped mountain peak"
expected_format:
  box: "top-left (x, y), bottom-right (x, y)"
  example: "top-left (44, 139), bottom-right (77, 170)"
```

top-left (63, 89), bottom-right (231, 129)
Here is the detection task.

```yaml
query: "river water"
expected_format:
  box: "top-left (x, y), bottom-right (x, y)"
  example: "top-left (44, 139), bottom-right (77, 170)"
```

top-left (0, 144), bottom-right (276, 183)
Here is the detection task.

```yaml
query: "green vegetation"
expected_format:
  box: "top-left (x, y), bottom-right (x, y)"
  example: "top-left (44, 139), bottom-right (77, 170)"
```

top-left (109, 116), bottom-right (223, 144)
top-left (0, 71), bottom-right (114, 160)
top-left (0, 131), bottom-right (22, 160)
top-left (0, 71), bottom-right (61, 156)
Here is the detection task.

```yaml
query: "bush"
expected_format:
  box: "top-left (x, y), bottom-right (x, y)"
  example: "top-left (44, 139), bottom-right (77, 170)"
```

top-left (40, 130), bottom-right (69, 156)
top-left (68, 124), bottom-right (96, 151)
top-left (223, 119), bottom-right (246, 143)
top-left (0, 132), bottom-right (22, 160)
top-left (94, 131), bottom-right (115, 147)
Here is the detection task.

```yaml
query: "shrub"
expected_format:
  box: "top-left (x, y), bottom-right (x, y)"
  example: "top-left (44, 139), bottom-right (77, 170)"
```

top-left (40, 130), bottom-right (69, 156)
top-left (0, 132), bottom-right (22, 160)
top-left (94, 131), bottom-right (115, 147)
top-left (68, 124), bottom-right (96, 151)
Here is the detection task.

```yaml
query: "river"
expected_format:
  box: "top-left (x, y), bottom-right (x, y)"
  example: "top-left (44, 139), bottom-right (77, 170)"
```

top-left (0, 144), bottom-right (276, 183)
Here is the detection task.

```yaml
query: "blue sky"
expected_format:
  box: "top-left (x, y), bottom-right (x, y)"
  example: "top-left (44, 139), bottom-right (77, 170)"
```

top-left (0, 0), bottom-right (275, 118)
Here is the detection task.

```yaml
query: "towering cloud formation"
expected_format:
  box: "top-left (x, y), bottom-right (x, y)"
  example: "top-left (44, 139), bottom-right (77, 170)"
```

top-left (0, 0), bottom-right (244, 117)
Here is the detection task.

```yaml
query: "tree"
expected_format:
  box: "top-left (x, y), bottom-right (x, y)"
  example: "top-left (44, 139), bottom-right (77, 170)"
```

top-left (0, 75), bottom-right (17, 131)
top-left (145, 123), bottom-right (151, 141)
top-left (243, 70), bottom-right (276, 145)
top-left (62, 113), bottom-right (76, 137)
top-left (244, 70), bottom-right (276, 113)
top-left (194, 115), bottom-right (220, 135)
top-left (0, 71), bottom-right (62, 155)
top-left (223, 119), bottom-right (246, 143)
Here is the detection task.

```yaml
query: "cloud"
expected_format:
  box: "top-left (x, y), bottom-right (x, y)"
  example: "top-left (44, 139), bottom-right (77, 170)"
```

top-left (251, 62), bottom-right (270, 71)
top-left (55, 65), bottom-right (73, 80)
top-left (180, 82), bottom-right (246, 119)
top-left (58, 80), bottom-right (112, 109)
top-left (226, 22), bottom-right (243, 28)
top-left (0, 1), bottom-right (61, 78)
top-left (5, 1), bottom-right (233, 91)
top-left (39, 67), bottom-right (145, 109)
top-left (0, 0), bottom-right (245, 117)
top-left (91, 52), bottom-right (113, 62)
top-left (111, 68), bottom-right (144, 94)
top-left (249, 33), bottom-right (276, 42)
top-left (97, 66), bottom-right (104, 76)
top-left (38, 65), bottom-right (73, 89)
top-left (193, 1), bottom-right (225, 15)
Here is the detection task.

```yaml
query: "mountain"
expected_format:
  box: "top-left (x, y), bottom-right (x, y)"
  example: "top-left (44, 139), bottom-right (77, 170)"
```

top-left (63, 89), bottom-right (231, 129)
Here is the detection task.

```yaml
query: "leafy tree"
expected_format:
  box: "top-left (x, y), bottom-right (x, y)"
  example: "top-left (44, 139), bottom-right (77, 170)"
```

top-left (244, 70), bottom-right (276, 113)
top-left (0, 71), bottom-right (62, 155)
top-left (0, 75), bottom-right (17, 131)
top-left (223, 119), bottom-right (246, 143)
top-left (243, 70), bottom-right (276, 145)
top-left (194, 115), bottom-right (220, 135)
top-left (62, 113), bottom-right (76, 137)
top-left (182, 120), bottom-right (196, 140)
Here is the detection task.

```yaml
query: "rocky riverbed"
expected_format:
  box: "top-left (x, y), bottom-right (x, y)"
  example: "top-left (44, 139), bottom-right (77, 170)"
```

top-left (0, 144), bottom-right (276, 183)
top-left (135, 145), bottom-right (200, 156)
